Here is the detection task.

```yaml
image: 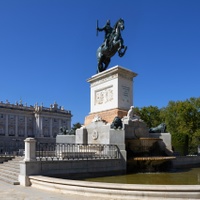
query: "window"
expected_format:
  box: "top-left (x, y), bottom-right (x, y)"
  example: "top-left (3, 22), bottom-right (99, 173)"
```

top-left (0, 127), bottom-right (4, 135)
top-left (29, 117), bottom-right (33, 122)
top-left (9, 115), bottom-right (14, 120)
top-left (19, 116), bottom-right (24, 121)
top-left (18, 129), bottom-right (24, 136)
top-left (9, 128), bottom-right (15, 136)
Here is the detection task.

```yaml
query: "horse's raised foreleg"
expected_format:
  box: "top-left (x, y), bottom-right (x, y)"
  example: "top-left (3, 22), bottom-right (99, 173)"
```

top-left (118, 45), bottom-right (127, 57)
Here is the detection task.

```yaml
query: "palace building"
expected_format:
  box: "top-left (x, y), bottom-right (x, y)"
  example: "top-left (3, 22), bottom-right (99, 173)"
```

top-left (0, 100), bottom-right (72, 153)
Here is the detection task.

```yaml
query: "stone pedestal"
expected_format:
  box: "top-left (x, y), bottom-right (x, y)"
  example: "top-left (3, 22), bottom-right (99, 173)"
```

top-left (56, 135), bottom-right (75, 144)
top-left (85, 65), bottom-right (137, 125)
top-left (123, 119), bottom-right (149, 139)
top-left (24, 138), bottom-right (36, 161)
top-left (85, 120), bottom-right (126, 162)
top-left (149, 132), bottom-right (173, 153)
top-left (76, 127), bottom-right (87, 144)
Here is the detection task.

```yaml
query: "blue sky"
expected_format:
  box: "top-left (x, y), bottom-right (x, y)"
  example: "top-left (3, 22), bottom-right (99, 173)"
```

top-left (0, 0), bottom-right (200, 125)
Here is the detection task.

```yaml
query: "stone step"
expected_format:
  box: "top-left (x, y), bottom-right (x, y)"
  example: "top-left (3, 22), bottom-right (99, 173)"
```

top-left (3, 162), bottom-right (20, 168)
top-left (0, 157), bottom-right (23, 163)
top-left (0, 156), bottom-right (23, 185)
top-left (12, 157), bottom-right (24, 161)
top-left (0, 166), bottom-right (19, 185)
top-left (0, 156), bottom-right (14, 163)
top-left (0, 168), bottom-right (19, 177)
top-left (0, 176), bottom-right (20, 185)
top-left (2, 157), bottom-right (23, 166)
top-left (1, 159), bottom-right (20, 164)
top-left (3, 160), bottom-right (21, 164)
top-left (8, 156), bottom-right (23, 161)
top-left (0, 164), bottom-right (20, 172)
top-left (0, 171), bottom-right (18, 180)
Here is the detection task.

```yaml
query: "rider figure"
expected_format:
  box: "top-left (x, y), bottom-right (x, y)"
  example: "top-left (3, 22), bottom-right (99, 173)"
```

top-left (97, 20), bottom-right (113, 48)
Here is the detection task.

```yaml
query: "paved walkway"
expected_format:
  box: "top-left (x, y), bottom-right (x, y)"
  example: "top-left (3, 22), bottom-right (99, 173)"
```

top-left (0, 180), bottom-right (104, 200)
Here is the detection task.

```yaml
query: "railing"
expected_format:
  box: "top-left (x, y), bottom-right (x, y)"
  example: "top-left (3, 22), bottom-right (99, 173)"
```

top-left (0, 141), bottom-right (25, 157)
top-left (36, 143), bottom-right (120, 161)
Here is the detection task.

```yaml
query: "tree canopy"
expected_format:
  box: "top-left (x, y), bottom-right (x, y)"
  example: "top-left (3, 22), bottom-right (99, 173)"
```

top-left (135, 97), bottom-right (200, 155)
top-left (134, 106), bottom-right (162, 128)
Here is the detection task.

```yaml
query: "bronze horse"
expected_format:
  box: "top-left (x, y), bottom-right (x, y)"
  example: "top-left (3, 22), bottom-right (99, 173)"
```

top-left (96, 19), bottom-right (127, 73)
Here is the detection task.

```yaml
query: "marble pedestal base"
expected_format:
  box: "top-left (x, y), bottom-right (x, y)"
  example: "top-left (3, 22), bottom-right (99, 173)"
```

top-left (84, 108), bottom-right (128, 125)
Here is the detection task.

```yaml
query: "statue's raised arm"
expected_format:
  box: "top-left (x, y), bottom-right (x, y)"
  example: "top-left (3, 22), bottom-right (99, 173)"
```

top-left (97, 20), bottom-right (113, 48)
top-left (96, 18), bottom-right (127, 73)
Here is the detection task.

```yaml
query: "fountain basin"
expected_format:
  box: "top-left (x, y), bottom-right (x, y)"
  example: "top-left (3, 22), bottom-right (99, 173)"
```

top-left (126, 138), bottom-right (163, 157)
top-left (29, 175), bottom-right (200, 199)
top-left (132, 156), bottom-right (176, 161)
top-left (126, 137), bottom-right (175, 172)
top-left (127, 156), bottom-right (176, 172)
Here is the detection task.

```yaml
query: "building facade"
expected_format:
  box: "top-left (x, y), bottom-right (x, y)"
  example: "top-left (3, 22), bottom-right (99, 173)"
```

top-left (0, 100), bottom-right (72, 153)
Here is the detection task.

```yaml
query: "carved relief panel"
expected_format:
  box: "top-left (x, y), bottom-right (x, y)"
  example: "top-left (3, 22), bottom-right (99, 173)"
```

top-left (95, 86), bottom-right (113, 105)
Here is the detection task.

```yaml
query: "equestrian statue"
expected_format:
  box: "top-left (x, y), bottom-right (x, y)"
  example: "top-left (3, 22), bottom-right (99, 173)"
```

top-left (96, 19), bottom-right (127, 73)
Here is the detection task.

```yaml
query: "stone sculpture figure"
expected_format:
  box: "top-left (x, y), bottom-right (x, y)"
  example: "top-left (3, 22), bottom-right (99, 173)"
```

top-left (110, 116), bottom-right (123, 129)
top-left (126, 106), bottom-right (141, 121)
top-left (60, 126), bottom-right (75, 135)
top-left (96, 18), bottom-right (127, 73)
top-left (92, 115), bottom-right (103, 122)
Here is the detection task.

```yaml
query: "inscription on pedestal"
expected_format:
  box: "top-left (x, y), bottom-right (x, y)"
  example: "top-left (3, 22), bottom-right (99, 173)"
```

top-left (122, 85), bottom-right (130, 103)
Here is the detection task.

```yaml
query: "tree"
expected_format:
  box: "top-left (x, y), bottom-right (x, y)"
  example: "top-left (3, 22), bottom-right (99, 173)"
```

top-left (135, 97), bottom-right (200, 155)
top-left (134, 106), bottom-right (162, 128)
top-left (164, 97), bottom-right (200, 154)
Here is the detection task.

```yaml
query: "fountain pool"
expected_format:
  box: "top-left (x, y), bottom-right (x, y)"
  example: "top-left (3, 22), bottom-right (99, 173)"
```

top-left (83, 167), bottom-right (200, 185)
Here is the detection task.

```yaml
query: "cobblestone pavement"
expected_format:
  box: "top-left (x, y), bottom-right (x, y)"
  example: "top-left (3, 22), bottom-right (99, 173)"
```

top-left (0, 180), bottom-right (104, 200)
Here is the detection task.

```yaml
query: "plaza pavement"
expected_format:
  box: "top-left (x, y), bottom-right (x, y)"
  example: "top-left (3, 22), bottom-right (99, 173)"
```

top-left (0, 179), bottom-right (104, 200)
